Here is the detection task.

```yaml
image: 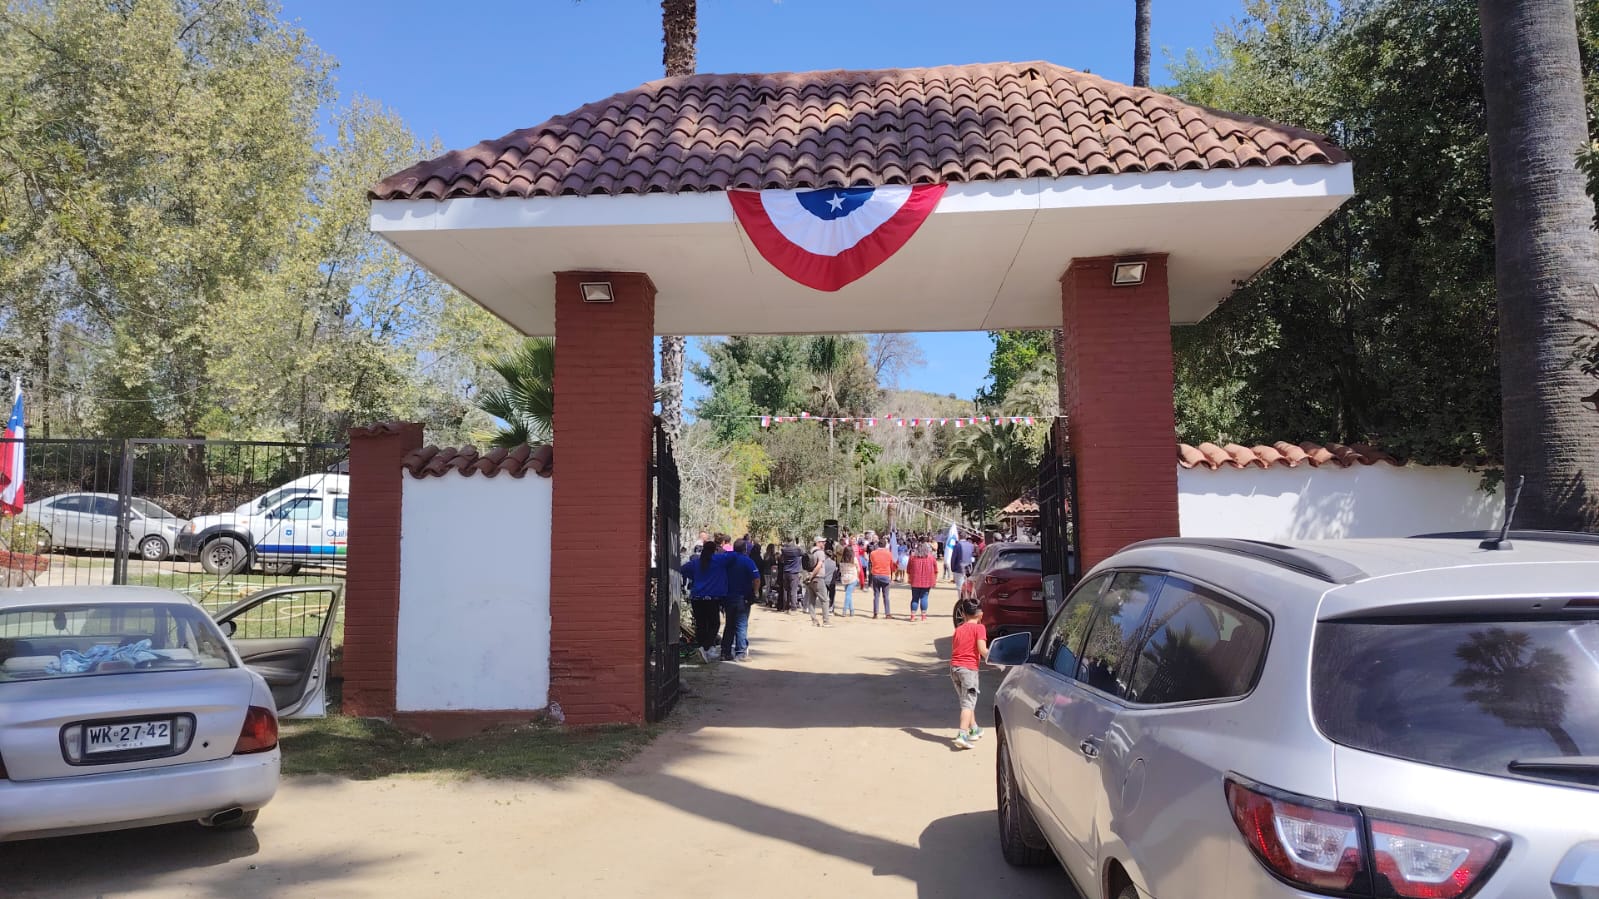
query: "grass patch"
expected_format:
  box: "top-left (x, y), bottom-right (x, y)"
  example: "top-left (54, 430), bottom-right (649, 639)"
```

top-left (279, 715), bottom-right (659, 781)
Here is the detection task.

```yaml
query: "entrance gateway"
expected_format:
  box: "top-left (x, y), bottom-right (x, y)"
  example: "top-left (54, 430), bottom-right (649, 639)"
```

top-left (362, 61), bottom-right (1353, 724)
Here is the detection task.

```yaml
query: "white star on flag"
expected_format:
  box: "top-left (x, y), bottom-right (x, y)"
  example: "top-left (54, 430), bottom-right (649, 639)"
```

top-left (826, 193), bottom-right (845, 212)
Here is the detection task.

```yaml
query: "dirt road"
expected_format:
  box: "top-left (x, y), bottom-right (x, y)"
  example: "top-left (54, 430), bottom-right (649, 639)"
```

top-left (4, 583), bottom-right (1075, 898)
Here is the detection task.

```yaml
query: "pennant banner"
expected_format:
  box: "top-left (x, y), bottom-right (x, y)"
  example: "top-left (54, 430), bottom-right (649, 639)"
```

top-left (729, 184), bottom-right (948, 291)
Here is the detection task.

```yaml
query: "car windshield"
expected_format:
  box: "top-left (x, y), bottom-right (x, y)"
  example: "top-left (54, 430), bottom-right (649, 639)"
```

top-left (128, 498), bottom-right (177, 519)
top-left (0, 603), bottom-right (235, 683)
top-left (250, 485), bottom-right (313, 512)
top-left (990, 550), bottom-right (1042, 573)
top-left (1313, 615), bottom-right (1599, 785)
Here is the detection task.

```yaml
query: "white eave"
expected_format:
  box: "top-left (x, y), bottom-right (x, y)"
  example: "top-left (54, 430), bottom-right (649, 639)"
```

top-left (370, 162), bottom-right (1354, 336)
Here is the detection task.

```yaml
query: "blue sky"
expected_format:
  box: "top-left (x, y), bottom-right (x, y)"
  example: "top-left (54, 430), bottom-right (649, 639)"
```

top-left (282, 0), bottom-right (1246, 403)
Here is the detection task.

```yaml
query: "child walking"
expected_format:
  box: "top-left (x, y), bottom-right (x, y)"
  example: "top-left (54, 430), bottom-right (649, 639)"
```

top-left (950, 598), bottom-right (989, 749)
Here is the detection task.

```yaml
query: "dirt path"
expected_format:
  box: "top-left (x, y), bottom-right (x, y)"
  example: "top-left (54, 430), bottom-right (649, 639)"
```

top-left (4, 583), bottom-right (1075, 898)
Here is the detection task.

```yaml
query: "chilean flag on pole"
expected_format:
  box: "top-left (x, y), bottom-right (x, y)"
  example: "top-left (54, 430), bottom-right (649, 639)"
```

top-left (729, 184), bottom-right (947, 291)
top-left (0, 381), bottom-right (23, 515)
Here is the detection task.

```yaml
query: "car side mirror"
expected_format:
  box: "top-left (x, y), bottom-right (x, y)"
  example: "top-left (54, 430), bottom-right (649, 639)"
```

top-left (222, 620), bottom-right (238, 638)
top-left (988, 632), bottom-right (1032, 668)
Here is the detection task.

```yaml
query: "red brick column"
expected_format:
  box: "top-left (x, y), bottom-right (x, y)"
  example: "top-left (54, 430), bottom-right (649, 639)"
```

top-left (549, 271), bottom-right (655, 724)
top-left (342, 421), bottom-right (423, 718)
top-left (1060, 256), bottom-right (1179, 569)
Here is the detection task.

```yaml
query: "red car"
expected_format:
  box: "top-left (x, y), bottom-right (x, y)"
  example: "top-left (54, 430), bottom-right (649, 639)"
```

top-left (959, 542), bottom-right (1045, 640)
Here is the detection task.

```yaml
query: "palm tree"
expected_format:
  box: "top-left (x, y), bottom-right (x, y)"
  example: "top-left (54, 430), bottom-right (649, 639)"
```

top-left (1133, 0), bottom-right (1152, 88)
top-left (656, 0), bottom-right (697, 444)
top-left (476, 338), bottom-right (554, 448)
top-left (1478, 0), bottom-right (1599, 530)
top-left (1453, 628), bottom-right (1581, 756)
top-left (938, 424), bottom-right (1037, 512)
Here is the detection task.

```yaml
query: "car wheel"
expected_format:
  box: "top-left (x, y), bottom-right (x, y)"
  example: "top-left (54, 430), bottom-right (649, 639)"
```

top-left (1113, 884), bottom-right (1140, 899)
top-left (200, 809), bottom-right (258, 831)
top-left (34, 528), bottom-right (52, 553)
top-left (138, 534), bottom-right (169, 562)
top-left (260, 561), bottom-right (301, 576)
top-left (200, 536), bottom-right (249, 575)
top-left (997, 730), bottom-right (1052, 866)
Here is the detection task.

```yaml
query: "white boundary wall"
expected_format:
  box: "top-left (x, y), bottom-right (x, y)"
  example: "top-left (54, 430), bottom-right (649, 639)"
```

top-left (1178, 464), bottom-right (1502, 541)
top-left (396, 474), bottom-right (552, 712)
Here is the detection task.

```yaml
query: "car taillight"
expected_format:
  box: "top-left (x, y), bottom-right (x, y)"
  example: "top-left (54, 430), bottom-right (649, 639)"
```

top-left (1226, 776), bottom-right (1506, 899)
top-left (233, 706), bottom-right (278, 754)
top-left (1369, 819), bottom-right (1502, 899)
top-left (1227, 778), bottom-right (1368, 892)
top-left (985, 575), bottom-right (1002, 586)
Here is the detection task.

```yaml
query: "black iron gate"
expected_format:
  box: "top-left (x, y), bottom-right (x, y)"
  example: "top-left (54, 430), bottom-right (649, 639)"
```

top-left (645, 419), bottom-right (683, 723)
top-left (1037, 427), bottom-right (1082, 618)
top-left (0, 437), bottom-right (345, 611)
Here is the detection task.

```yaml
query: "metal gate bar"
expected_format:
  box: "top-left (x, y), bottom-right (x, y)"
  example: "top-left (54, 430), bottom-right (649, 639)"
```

top-left (645, 419), bottom-right (682, 723)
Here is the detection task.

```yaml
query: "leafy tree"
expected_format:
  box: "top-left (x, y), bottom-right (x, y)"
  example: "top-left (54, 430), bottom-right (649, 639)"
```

top-left (977, 330), bottom-right (1054, 405)
top-left (1166, 0), bottom-right (1521, 465)
top-left (475, 338), bottom-right (554, 448)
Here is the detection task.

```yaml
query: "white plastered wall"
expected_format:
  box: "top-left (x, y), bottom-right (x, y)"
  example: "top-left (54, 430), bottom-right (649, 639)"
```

top-left (1178, 464), bottom-right (1503, 541)
top-left (396, 474), bottom-right (552, 712)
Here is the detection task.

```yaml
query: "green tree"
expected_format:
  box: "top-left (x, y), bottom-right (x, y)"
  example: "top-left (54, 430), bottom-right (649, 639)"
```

top-left (475, 338), bottom-right (555, 448)
top-left (977, 330), bottom-right (1054, 405)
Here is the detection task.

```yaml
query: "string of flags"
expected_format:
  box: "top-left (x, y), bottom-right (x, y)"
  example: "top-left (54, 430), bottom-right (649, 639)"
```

top-left (757, 412), bottom-right (1038, 430)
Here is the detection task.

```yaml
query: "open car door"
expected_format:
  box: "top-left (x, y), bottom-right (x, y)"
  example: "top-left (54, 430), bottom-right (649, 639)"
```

top-left (213, 584), bottom-right (342, 718)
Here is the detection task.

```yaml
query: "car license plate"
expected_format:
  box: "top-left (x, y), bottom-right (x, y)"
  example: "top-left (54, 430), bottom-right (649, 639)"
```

top-left (85, 720), bottom-right (173, 754)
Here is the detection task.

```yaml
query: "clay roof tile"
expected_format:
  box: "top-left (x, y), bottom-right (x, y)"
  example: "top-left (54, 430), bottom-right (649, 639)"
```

top-left (372, 62), bottom-right (1345, 200)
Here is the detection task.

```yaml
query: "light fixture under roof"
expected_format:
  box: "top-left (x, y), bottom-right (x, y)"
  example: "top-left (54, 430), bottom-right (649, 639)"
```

top-left (579, 281), bottom-right (614, 303)
top-left (1111, 260), bottom-right (1147, 287)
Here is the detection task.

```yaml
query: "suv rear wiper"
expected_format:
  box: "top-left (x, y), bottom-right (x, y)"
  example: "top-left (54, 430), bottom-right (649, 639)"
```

top-left (1508, 756), bottom-right (1599, 785)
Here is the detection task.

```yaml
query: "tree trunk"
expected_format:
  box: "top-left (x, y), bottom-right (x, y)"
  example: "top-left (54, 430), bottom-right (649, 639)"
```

top-left (657, 0), bottom-right (696, 442)
top-left (1479, 0), bottom-right (1599, 531)
top-left (1133, 0), bottom-right (1152, 88)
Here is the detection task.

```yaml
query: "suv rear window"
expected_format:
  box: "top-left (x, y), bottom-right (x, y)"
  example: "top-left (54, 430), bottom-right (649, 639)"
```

top-left (991, 550), bottom-right (1041, 573)
top-left (1313, 618), bottom-right (1599, 783)
top-left (0, 604), bottom-right (235, 682)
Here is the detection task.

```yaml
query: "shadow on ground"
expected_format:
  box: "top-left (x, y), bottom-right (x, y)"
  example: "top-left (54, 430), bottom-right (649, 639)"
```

top-left (0, 822), bottom-right (386, 898)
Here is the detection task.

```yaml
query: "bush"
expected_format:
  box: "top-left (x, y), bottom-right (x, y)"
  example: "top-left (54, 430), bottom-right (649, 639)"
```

top-left (0, 518), bottom-right (50, 553)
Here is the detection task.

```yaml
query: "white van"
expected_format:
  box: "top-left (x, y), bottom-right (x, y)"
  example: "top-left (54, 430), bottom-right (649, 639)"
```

top-left (176, 473), bottom-right (349, 575)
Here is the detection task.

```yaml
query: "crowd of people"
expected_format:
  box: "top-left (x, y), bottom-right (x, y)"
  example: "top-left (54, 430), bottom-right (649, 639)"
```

top-left (677, 526), bottom-right (991, 663)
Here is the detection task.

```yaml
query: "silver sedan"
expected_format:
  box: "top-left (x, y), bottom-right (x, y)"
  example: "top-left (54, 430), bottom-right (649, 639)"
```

top-left (21, 492), bottom-right (188, 561)
top-left (0, 586), bottom-right (280, 841)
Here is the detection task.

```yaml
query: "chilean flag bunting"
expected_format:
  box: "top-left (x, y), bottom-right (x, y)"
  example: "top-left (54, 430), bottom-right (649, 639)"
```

top-left (729, 184), bottom-right (947, 291)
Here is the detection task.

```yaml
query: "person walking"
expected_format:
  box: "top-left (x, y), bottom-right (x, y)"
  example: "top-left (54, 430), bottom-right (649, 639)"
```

top-left (906, 541), bottom-right (938, 622)
top-left (868, 540), bottom-right (895, 619)
top-left (949, 597), bottom-right (990, 749)
top-left (836, 543), bottom-right (859, 616)
top-left (779, 537), bottom-right (804, 612)
top-left (804, 536), bottom-right (832, 626)
top-left (679, 533), bottom-right (732, 662)
top-left (724, 537), bottom-right (762, 662)
top-left (950, 532), bottom-right (976, 596)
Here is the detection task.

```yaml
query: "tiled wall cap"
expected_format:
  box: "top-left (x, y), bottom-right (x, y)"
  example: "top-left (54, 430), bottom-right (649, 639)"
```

top-left (402, 444), bottom-right (553, 479)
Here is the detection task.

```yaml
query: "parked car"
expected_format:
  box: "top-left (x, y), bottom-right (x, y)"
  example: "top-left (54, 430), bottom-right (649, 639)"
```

top-left (987, 531), bottom-right (1599, 899)
top-left (959, 542), bottom-right (1045, 641)
top-left (21, 492), bottom-right (188, 561)
top-left (0, 586), bottom-right (281, 841)
top-left (177, 473), bottom-right (349, 575)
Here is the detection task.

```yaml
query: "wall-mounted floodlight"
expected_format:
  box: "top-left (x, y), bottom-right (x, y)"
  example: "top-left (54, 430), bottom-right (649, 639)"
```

top-left (580, 281), bottom-right (614, 303)
top-left (1111, 260), bottom-right (1148, 287)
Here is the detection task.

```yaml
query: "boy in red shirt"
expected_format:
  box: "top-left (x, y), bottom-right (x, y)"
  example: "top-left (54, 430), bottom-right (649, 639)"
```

top-left (950, 598), bottom-right (989, 749)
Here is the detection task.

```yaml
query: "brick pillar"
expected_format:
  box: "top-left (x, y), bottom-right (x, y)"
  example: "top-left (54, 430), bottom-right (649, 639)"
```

top-left (1060, 256), bottom-right (1179, 569)
top-left (549, 271), bottom-right (655, 724)
top-left (342, 421), bottom-right (423, 718)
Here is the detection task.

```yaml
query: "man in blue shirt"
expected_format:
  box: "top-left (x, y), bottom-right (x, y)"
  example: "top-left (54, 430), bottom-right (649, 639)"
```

top-left (951, 535), bottom-right (976, 595)
top-left (724, 538), bottom-right (762, 661)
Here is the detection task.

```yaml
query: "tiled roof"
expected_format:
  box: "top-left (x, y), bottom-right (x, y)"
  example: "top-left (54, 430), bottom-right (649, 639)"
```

top-left (1178, 441), bottom-right (1399, 470)
top-left (1002, 489), bottom-right (1040, 516)
top-left (402, 444), bottom-right (553, 479)
top-left (371, 61), bottom-right (1346, 201)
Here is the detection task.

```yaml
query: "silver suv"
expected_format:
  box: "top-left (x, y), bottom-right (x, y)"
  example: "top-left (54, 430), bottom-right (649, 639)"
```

top-left (989, 532), bottom-right (1599, 899)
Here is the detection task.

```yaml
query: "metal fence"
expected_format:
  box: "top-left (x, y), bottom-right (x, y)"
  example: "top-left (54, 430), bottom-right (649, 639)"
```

top-left (0, 437), bottom-right (346, 613)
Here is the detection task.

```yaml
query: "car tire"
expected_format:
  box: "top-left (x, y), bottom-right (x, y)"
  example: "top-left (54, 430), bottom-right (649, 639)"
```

top-left (34, 528), bottom-right (52, 553)
top-left (997, 730), bottom-right (1052, 866)
top-left (201, 809), bottom-right (258, 832)
top-left (138, 535), bottom-right (169, 562)
top-left (200, 536), bottom-right (249, 575)
top-left (260, 561), bottom-right (301, 576)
